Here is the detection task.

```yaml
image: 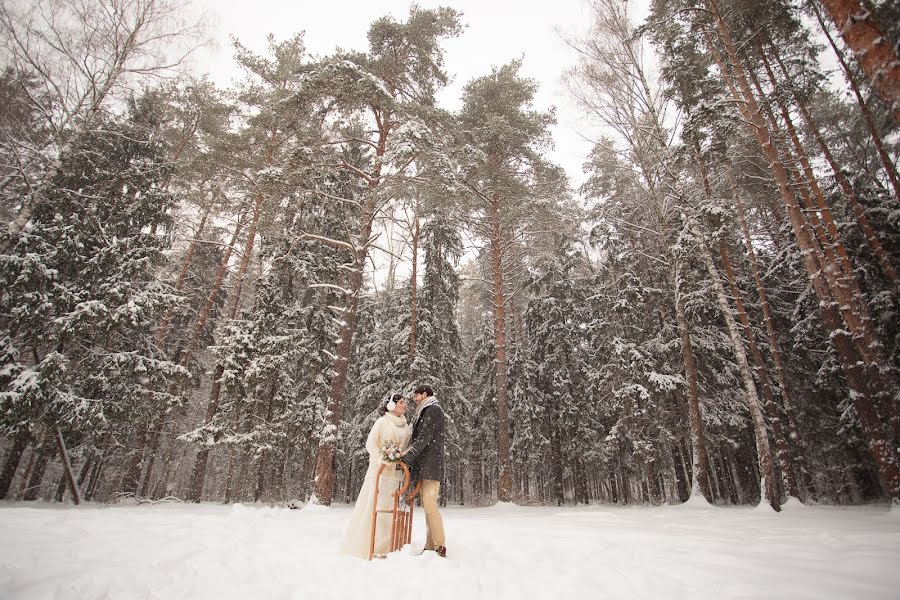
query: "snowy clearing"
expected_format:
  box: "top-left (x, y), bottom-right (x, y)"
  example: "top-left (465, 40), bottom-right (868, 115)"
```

top-left (1, 500), bottom-right (898, 599)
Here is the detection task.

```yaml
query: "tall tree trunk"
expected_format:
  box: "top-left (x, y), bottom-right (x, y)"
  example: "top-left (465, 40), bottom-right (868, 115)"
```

top-left (223, 402), bottom-right (246, 503)
top-left (187, 196), bottom-right (263, 502)
top-left (409, 194), bottom-right (421, 373)
top-left (54, 428), bottom-right (82, 504)
top-left (186, 373), bottom-right (224, 501)
top-left (489, 193), bottom-right (514, 502)
top-left (313, 117), bottom-right (392, 505)
top-left (254, 376), bottom-right (281, 503)
top-left (723, 442), bottom-right (747, 504)
top-left (814, 0), bottom-right (900, 125)
top-left (155, 206), bottom-right (212, 347)
top-left (54, 473), bottom-right (66, 502)
top-left (311, 205), bottom-right (372, 505)
top-left (273, 438), bottom-right (291, 504)
top-left (707, 455), bottom-right (722, 503)
top-left (150, 206), bottom-right (256, 499)
top-left (745, 50), bottom-right (866, 319)
top-left (178, 207), bottom-right (251, 368)
top-left (719, 243), bottom-right (798, 500)
top-left (745, 41), bottom-right (896, 434)
top-left (673, 261), bottom-right (711, 502)
top-left (76, 455), bottom-right (94, 489)
top-left (646, 461), bottom-right (660, 505)
top-left (549, 412), bottom-right (564, 506)
top-left (0, 429), bottom-right (29, 499)
top-left (689, 217), bottom-right (779, 509)
top-left (120, 420), bottom-right (150, 495)
top-left (22, 445), bottom-right (50, 501)
top-left (136, 423), bottom-right (166, 499)
top-left (680, 139), bottom-right (717, 503)
top-left (86, 457), bottom-right (104, 501)
top-left (577, 459), bottom-right (589, 504)
top-left (705, 1), bottom-right (900, 499)
top-left (754, 46), bottom-right (898, 287)
top-left (728, 166), bottom-right (804, 495)
top-left (766, 45), bottom-right (899, 285)
top-left (676, 443), bottom-right (692, 502)
top-left (746, 57), bottom-right (899, 440)
top-left (811, 9), bottom-right (900, 199)
top-left (122, 210), bottom-right (248, 495)
top-left (618, 458), bottom-right (630, 505)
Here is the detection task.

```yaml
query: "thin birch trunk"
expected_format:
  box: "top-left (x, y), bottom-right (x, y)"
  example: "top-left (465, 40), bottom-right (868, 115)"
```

top-left (3, 5), bottom-right (153, 246)
top-left (727, 166), bottom-right (804, 496)
top-left (719, 243), bottom-right (798, 500)
top-left (687, 217), bottom-right (779, 510)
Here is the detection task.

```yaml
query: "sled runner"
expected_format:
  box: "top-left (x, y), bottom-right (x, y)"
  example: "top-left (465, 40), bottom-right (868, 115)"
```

top-left (369, 461), bottom-right (422, 560)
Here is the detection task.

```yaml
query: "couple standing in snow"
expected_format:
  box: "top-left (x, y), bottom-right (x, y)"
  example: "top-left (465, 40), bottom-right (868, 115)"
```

top-left (340, 385), bottom-right (447, 560)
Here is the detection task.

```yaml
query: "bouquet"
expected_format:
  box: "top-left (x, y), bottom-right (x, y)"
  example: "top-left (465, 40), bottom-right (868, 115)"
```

top-left (381, 443), bottom-right (403, 464)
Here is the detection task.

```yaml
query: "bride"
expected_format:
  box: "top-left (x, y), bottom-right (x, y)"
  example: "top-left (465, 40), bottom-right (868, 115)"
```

top-left (341, 393), bottom-right (411, 559)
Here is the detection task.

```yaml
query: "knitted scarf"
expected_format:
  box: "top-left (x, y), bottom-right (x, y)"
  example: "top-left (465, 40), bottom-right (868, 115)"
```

top-left (412, 395), bottom-right (439, 427)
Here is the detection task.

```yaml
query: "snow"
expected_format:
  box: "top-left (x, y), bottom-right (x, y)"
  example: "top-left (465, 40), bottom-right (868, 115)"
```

top-left (256, 166), bottom-right (283, 178)
top-left (1, 502), bottom-right (898, 599)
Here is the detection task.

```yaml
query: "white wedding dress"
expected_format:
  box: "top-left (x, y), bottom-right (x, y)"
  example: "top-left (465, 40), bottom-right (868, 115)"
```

top-left (341, 412), bottom-right (412, 559)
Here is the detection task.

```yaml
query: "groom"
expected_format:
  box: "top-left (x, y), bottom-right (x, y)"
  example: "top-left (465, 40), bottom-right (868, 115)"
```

top-left (401, 384), bottom-right (447, 558)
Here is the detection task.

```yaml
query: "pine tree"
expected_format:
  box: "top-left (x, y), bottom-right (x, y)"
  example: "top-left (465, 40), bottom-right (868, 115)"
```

top-left (301, 7), bottom-right (464, 505)
top-left (456, 61), bottom-right (570, 502)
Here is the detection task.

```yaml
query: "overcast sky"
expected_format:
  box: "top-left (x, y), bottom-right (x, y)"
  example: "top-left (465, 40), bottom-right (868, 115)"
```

top-left (194, 0), bottom-right (648, 190)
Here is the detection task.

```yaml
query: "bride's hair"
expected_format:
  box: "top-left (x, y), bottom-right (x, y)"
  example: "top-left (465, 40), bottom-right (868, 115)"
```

top-left (382, 393), bottom-right (404, 414)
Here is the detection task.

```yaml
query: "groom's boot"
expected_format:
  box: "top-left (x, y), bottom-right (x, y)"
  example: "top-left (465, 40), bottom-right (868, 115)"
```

top-left (435, 546), bottom-right (446, 558)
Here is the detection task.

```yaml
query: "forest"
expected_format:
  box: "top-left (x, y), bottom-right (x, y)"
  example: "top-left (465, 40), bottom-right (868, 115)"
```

top-left (0, 0), bottom-right (898, 513)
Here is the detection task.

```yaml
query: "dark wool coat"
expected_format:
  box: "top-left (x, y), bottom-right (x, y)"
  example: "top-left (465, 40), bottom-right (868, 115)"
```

top-left (404, 403), bottom-right (446, 483)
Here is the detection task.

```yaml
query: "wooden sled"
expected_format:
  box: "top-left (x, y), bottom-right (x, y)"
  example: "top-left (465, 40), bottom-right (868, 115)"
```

top-left (368, 461), bottom-right (422, 561)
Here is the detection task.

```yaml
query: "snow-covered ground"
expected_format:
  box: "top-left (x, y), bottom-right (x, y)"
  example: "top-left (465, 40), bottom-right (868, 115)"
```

top-left (1, 499), bottom-right (898, 599)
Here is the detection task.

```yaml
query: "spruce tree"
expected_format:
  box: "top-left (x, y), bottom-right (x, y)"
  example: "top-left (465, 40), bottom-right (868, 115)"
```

top-left (0, 100), bottom-right (185, 501)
